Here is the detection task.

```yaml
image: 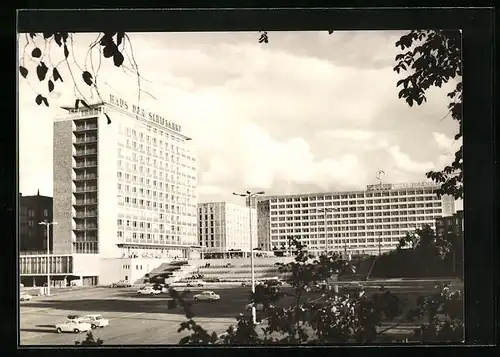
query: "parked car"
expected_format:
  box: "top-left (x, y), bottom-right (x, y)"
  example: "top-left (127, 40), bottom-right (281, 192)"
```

top-left (67, 315), bottom-right (82, 321)
top-left (55, 319), bottom-right (92, 333)
top-left (137, 286), bottom-right (161, 295)
top-left (193, 291), bottom-right (220, 301)
top-left (152, 283), bottom-right (169, 293)
top-left (20, 292), bottom-right (32, 301)
top-left (187, 280), bottom-right (204, 287)
top-left (111, 280), bottom-right (132, 288)
top-left (82, 314), bottom-right (110, 329)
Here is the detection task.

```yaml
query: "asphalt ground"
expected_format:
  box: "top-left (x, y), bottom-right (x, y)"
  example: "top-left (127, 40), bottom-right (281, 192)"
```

top-left (19, 281), bottom-right (449, 346)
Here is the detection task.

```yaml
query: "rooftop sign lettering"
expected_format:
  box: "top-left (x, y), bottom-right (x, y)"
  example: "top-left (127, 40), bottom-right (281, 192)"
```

top-left (109, 94), bottom-right (182, 133)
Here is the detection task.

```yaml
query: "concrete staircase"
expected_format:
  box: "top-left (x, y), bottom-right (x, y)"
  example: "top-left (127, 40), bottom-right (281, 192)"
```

top-left (134, 262), bottom-right (172, 285)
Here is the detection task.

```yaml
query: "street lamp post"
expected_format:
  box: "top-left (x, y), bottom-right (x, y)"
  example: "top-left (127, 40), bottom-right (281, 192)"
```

top-left (233, 190), bottom-right (265, 325)
top-left (38, 221), bottom-right (58, 296)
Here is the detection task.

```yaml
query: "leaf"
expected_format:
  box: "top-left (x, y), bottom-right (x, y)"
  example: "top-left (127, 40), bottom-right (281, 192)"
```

top-left (29, 33), bottom-right (37, 39)
top-left (82, 71), bottom-right (93, 86)
top-left (48, 80), bottom-right (54, 92)
top-left (19, 66), bottom-right (28, 78)
top-left (35, 94), bottom-right (43, 105)
top-left (43, 32), bottom-right (53, 39)
top-left (75, 99), bottom-right (80, 109)
top-left (54, 33), bottom-right (63, 47)
top-left (102, 44), bottom-right (116, 58)
top-left (117, 32), bottom-right (124, 46)
top-left (36, 62), bottom-right (48, 81)
top-left (41, 96), bottom-right (49, 107)
top-left (63, 44), bottom-right (69, 59)
top-left (53, 68), bottom-right (63, 82)
top-left (113, 52), bottom-right (124, 67)
top-left (328, 30), bottom-right (334, 34)
top-left (31, 47), bottom-right (42, 58)
top-left (104, 113), bottom-right (112, 125)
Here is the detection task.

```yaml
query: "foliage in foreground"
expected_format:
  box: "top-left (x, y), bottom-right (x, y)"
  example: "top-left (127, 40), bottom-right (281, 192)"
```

top-left (394, 30), bottom-right (463, 200)
top-left (74, 237), bottom-right (463, 346)
top-left (371, 224), bottom-right (462, 279)
top-left (74, 331), bottom-right (103, 346)
top-left (166, 238), bottom-right (463, 345)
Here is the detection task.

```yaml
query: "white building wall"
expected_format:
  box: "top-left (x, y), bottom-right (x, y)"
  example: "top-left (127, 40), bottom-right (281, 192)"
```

top-left (98, 111), bottom-right (119, 258)
top-left (72, 254), bottom-right (101, 276)
top-left (99, 258), bottom-right (124, 285)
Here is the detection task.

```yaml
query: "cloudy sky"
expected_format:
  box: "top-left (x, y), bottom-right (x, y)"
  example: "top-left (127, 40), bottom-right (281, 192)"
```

top-left (18, 31), bottom-right (462, 209)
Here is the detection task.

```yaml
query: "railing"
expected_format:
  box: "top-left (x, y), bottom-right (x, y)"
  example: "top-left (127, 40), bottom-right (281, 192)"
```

top-left (74, 225), bottom-right (98, 230)
top-left (74, 212), bottom-right (98, 218)
top-left (74, 150), bottom-right (98, 156)
top-left (75, 137), bottom-right (98, 143)
top-left (75, 161), bottom-right (98, 168)
top-left (75, 186), bottom-right (98, 192)
top-left (74, 124), bottom-right (98, 131)
top-left (74, 175), bottom-right (97, 180)
top-left (58, 109), bottom-right (101, 119)
top-left (74, 200), bottom-right (98, 205)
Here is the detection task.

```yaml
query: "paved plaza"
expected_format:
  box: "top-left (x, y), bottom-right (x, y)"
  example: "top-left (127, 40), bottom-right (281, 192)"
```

top-left (19, 281), bottom-right (443, 345)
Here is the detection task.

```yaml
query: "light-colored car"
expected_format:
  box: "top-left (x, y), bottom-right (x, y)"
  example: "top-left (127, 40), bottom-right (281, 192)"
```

top-left (111, 280), bottom-right (132, 288)
top-left (186, 280), bottom-right (204, 287)
top-left (137, 286), bottom-right (161, 295)
top-left (193, 291), bottom-right (220, 301)
top-left (55, 319), bottom-right (92, 333)
top-left (82, 314), bottom-right (110, 329)
top-left (20, 292), bottom-right (32, 301)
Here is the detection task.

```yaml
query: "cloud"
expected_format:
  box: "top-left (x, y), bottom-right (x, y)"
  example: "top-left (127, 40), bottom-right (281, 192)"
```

top-left (386, 144), bottom-right (434, 173)
top-left (432, 131), bottom-right (461, 152)
top-left (316, 129), bottom-right (376, 141)
top-left (18, 31), bottom-right (459, 204)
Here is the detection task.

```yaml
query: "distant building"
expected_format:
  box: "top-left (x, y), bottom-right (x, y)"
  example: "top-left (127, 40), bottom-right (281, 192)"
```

top-left (198, 202), bottom-right (257, 258)
top-left (435, 210), bottom-right (464, 239)
top-left (257, 200), bottom-right (271, 251)
top-left (19, 190), bottom-right (53, 252)
top-left (435, 210), bottom-right (464, 276)
top-left (258, 182), bottom-right (456, 256)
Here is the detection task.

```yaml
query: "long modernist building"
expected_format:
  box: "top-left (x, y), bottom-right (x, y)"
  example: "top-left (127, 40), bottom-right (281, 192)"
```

top-left (20, 94), bottom-right (199, 287)
top-left (258, 182), bottom-right (455, 256)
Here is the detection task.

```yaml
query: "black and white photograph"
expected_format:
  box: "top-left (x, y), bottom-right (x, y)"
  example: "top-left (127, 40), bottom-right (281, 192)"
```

top-left (16, 10), bottom-right (476, 347)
